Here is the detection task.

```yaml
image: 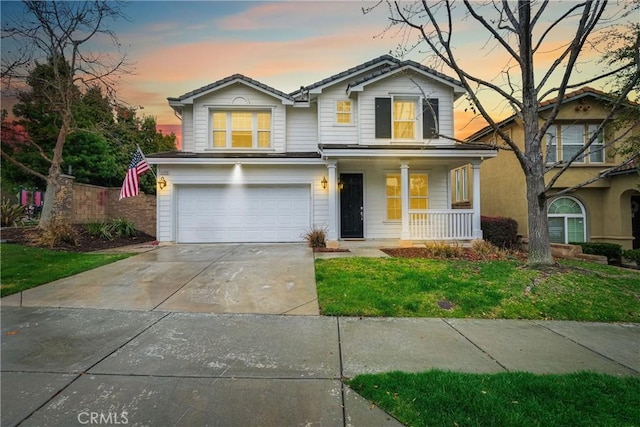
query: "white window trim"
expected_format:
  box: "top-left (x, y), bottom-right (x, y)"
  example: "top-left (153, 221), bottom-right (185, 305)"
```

top-left (334, 99), bottom-right (354, 126)
top-left (547, 196), bottom-right (587, 244)
top-left (391, 95), bottom-right (422, 141)
top-left (209, 107), bottom-right (274, 150)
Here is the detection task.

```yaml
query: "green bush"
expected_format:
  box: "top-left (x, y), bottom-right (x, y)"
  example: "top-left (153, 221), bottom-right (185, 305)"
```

top-left (571, 242), bottom-right (622, 264)
top-left (622, 249), bottom-right (640, 268)
top-left (1, 198), bottom-right (24, 227)
top-left (85, 222), bottom-right (113, 240)
top-left (110, 218), bottom-right (137, 237)
top-left (481, 216), bottom-right (519, 249)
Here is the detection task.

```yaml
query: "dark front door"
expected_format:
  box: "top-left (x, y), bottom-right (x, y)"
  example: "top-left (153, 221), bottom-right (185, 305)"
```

top-left (340, 173), bottom-right (364, 238)
top-left (632, 195), bottom-right (640, 249)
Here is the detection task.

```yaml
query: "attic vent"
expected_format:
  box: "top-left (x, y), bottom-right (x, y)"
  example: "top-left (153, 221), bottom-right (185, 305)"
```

top-left (232, 96), bottom-right (249, 105)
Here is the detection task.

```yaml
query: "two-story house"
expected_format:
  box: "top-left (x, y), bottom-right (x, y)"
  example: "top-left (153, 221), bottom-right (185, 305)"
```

top-left (147, 55), bottom-right (497, 246)
top-left (468, 87), bottom-right (640, 250)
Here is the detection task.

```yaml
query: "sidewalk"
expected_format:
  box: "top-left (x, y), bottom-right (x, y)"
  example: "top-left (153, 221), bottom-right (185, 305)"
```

top-left (2, 307), bottom-right (638, 426)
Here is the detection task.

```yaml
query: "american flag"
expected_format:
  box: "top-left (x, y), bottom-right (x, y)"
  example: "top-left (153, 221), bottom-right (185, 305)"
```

top-left (119, 149), bottom-right (151, 200)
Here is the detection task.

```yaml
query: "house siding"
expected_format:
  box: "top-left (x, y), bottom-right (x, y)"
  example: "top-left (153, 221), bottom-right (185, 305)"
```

top-left (286, 106), bottom-right (319, 152)
top-left (181, 108), bottom-right (194, 152)
top-left (155, 164), bottom-right (327, 242)
top-left (191, 83), bottom-right (287, 153)
top-left (318, 85), bottom-right (359, 144)
top-left (358, 73), bottom-right (454, 145)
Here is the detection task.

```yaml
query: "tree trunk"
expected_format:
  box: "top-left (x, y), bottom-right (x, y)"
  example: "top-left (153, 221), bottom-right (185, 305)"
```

top-left (525, 171), bottom-right (554, 266)
top-left (39, 111), bottom-right (70, 226)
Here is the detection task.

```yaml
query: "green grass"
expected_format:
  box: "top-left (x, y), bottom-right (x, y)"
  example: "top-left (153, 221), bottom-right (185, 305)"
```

top-left (1, 244), bottom-right (132, 297)
top-left (348, 370), bottom-right (640, 427)
top-left (315, 258), bottom-right (640, 322)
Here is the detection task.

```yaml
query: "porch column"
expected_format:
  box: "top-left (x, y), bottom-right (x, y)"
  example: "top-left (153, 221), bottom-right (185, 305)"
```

top-left (400, 163), bottom-right (411, 245)
top-left (326, 161), bottom-right (339, 248)
top-left (472, 161), bottom-right (483, 239)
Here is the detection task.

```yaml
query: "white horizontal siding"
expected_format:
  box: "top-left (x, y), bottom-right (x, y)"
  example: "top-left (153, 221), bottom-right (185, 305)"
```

top-left (337, 161), bottom-right (450, 239)
top-left (317, 85), bottom-right (358, 145)
top-left (190, 83), bottom-right (286, 152)
top-left (286, 106), bottom-right (318, 152)
top-left (181, 108), bottom-right (194, 152)
top-left (155, 164), bottom-right (328, 243)
top-left (359, 73), bottom-right (454, 145)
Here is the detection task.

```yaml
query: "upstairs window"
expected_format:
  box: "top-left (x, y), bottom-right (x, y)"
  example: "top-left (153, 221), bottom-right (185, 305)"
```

top-left (375, 97), bottom-right (439, 140)
top-left (545, 124), bottom-right (605, 164)
top-left (336, 100), bottom-right (352, 124)
top-left (211, 110), bottom-right (272, 149)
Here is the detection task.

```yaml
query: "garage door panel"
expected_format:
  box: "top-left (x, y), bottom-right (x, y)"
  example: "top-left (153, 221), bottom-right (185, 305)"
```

top-left (177, 185), bottom-right (310, 243)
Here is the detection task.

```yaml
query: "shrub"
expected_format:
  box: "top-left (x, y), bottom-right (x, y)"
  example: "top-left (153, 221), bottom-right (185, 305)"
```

top-left (1, 198), bottom-right (24, 227)
top-left (85, 222), bottom-right (113, 240)
top-left (622, 249), bottom-right (640, 268)
top-left (30, 219), bottom-right (78, 248)
top-left (481, 216), bottom-right (519, 249)
top-left (471, 239), bottom-right (508, 260)
top-left (302, 226), bottom-right (327, 248)
top-left (571, 242), bottom-right (622, 264)
top-left (423, 241), bottom-right (465, 258)
top-left (110, 218), bottom-right (137, 237)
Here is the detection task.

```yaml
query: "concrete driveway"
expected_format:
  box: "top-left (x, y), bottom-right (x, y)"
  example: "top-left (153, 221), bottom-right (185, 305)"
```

top-left (2, 244), bottom-right (319, 315)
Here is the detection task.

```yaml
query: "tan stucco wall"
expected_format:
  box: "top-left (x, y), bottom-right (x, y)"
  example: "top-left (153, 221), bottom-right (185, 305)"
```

top-left (476, 95), bottom-right (639, 248)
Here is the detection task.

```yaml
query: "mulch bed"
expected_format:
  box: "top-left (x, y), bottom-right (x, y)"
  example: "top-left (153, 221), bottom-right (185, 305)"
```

top-left (382, 247), bottom-right (528, 262)
top-left (1, 225), bottom-right (157, 252)
top-left (313, 247), bottom-right (351, 253)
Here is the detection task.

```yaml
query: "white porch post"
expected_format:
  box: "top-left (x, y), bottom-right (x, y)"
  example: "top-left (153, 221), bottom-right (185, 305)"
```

top-left (400, 163), bottom-right (411, 245)
top-left (326, 161), bottom-right (339, 248)
top-left (472, 161), bottom-right (483, 239)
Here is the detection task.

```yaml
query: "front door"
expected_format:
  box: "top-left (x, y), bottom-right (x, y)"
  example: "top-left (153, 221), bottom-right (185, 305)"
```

top-left (340, 173), bottom-right (364, 238)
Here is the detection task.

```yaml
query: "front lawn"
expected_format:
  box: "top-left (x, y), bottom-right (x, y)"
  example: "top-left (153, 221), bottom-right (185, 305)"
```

top-left (315, 258), bottom-right (640, 322)
top-left (348, 370), bottom-right (640, 427)
top-left (1, 244), bottom-right (132, 297)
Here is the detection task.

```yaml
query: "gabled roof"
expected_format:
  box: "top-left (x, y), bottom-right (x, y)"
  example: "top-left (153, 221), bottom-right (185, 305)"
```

top-left (290, 55), bottom-right (464, 99)
top-left (168, 74), bottom-right (294, 107)
top-left (346, 60), bottom-right (465, 98)
top-left (465, 87), bottom-right (626, 142)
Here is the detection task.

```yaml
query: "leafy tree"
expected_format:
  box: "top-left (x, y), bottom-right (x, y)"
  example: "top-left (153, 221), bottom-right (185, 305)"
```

top-left (377, 0), bottom-right (639, 266)
top-left (1, 1), bottom-right (130, 225)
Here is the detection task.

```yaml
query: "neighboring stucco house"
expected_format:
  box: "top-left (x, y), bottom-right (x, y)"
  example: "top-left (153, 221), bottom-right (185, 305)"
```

top-left (147, 55), bottom-right (497, 246)
top-left (467, 87), bottom-right (640, 250)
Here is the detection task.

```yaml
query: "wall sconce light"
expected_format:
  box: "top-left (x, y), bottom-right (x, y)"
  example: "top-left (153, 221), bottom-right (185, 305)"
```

top-left (338, 180), bottom-right (344, 190)
top-left (158, 176), bottom-right (167, 190)
top-left (321, 176), bottom-right (328, 189)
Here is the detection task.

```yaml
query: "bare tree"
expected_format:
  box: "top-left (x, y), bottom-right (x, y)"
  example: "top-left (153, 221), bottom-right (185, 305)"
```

top-left (1, 1), bottom-right (130, 225)
top-left (376, 0), bottom-right (639, 266)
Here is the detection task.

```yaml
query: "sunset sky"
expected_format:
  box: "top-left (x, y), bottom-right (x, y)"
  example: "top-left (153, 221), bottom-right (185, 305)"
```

top-left (1, 1), bottom-right (635, 144)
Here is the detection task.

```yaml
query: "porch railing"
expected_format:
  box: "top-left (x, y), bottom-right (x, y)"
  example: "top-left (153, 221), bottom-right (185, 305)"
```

top-left (408, 209), bottom-right (474, 240)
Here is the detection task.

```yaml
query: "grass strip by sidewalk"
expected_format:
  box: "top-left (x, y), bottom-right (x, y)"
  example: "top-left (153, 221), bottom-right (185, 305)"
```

top-left (348, 370), bottom-right (640, 427)
top-left (315, 258), bottom-right (640, 322)
top-left (1, 244), bottom-right (132, 297)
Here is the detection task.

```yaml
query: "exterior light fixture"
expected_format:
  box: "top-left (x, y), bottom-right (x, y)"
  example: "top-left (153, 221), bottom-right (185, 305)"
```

top-left (338, 180), bottom-right (344, 190)
top-left (321, 176), bottom-right (328, 189)
top-left (158, 176), bottom-right (167, 190)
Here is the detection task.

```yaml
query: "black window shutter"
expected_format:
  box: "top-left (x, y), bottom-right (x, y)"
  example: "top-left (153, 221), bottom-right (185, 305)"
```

top-left (375, 97), bottom-right (391, 138)
top-left (423, 98), bottom-right (439, 138)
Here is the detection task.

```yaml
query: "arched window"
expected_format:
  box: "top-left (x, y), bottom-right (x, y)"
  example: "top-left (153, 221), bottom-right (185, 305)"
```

top-left (547, 197), bottom-right (586, 244)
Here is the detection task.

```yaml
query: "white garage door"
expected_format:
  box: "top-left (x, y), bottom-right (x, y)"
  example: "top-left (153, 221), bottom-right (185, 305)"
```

top-left (177, 184), bottom-right (310, 243)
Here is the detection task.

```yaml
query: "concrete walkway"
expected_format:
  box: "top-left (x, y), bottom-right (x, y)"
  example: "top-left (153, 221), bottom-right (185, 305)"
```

top-left (2, 242), bottom-right (639, 426)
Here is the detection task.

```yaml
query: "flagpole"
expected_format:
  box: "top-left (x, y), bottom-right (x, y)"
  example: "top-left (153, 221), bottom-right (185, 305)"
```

top-left (136, 144), bottom-right (157, 178)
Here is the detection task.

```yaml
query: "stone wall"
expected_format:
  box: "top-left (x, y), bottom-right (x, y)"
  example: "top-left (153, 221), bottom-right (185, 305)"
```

top-left (62, 176), bottom-right (156, 237)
